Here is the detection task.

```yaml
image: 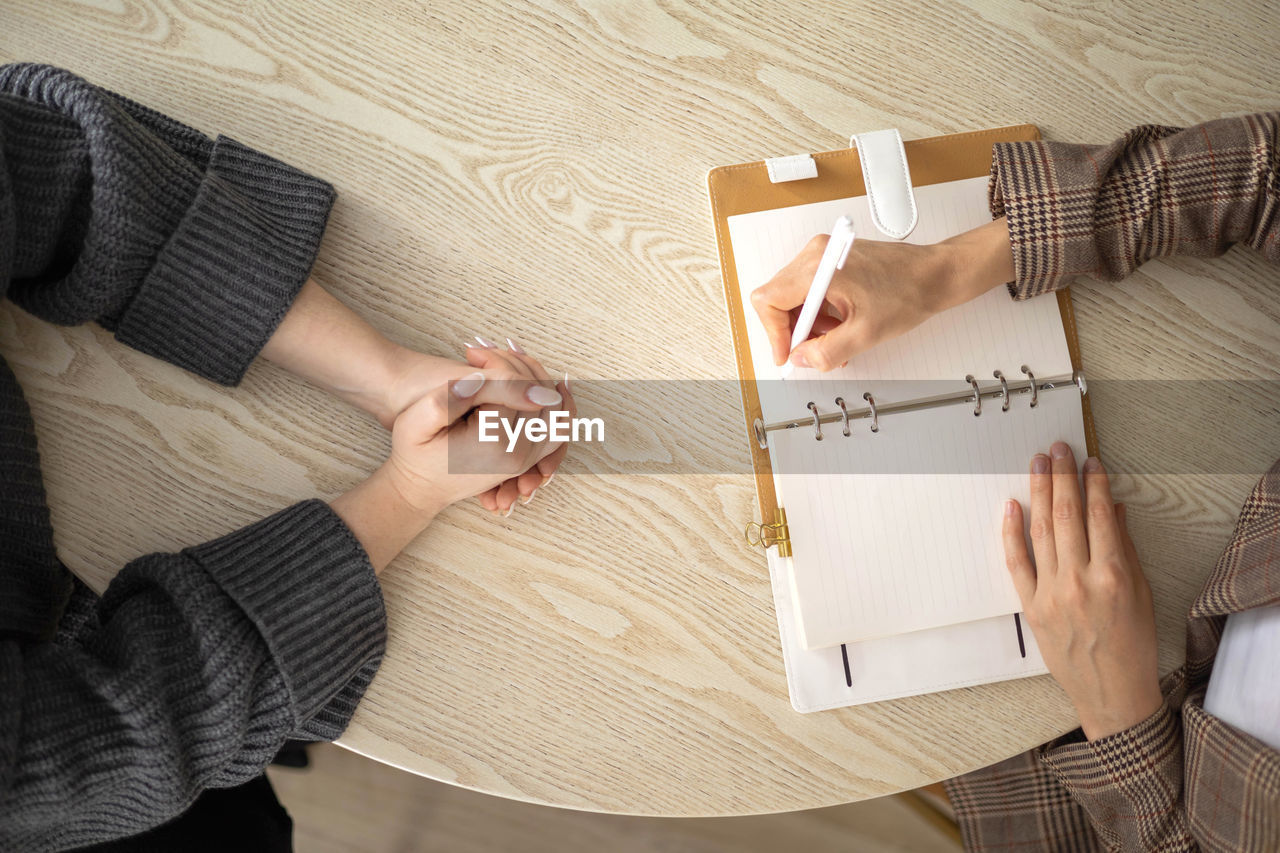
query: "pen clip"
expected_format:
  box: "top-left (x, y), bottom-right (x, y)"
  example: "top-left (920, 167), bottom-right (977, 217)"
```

top-left (833, 217), bottom-right (856, 270)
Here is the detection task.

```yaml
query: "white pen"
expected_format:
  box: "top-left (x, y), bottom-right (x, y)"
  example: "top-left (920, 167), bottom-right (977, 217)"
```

top-left (779, 216), bottom-right (856, 378)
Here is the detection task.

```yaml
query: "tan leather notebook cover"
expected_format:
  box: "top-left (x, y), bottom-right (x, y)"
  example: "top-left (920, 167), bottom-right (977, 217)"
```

top-left (708, 124), bottom-right (1098, 529)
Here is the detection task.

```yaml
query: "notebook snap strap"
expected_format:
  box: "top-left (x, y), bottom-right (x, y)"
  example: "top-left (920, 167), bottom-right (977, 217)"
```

top-left (850, 128), bottom-right (918, 240)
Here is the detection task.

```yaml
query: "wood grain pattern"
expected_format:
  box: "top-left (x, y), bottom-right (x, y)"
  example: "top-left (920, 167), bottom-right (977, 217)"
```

top-left (2, 0), bottom-right (1278, 816)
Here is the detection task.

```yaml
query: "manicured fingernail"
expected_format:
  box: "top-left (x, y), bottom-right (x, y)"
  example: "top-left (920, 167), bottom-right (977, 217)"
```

top-left (502, 503), bottom-right (516, 518)
top-left (1032, 454), bottom-right (1050, 474)
top-left (475, 335), bottom-right (498, 348)
top-left (521, 489), bottom-right (538, 505)
top-left (453, 372), bottom-right (486, 398)
top-left (1005, 499), bottom-right (1017, 517)
top-left (543, 471), bottom-right (555, 487)
top-left (506, 337), bottom-right (525, 354)
top-left (527, 385), bottom-right (562, 406)
top-left (562, 371), bottom-right (570, 392)
top-left (1083, 456), bottom-right (1102, 473)
top-left (464, 341), bottom-right (477, 349)
top-left (1050, 441), bottom-right (1071, 459)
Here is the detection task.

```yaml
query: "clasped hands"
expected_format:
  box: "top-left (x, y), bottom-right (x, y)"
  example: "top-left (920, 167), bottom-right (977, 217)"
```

top-left (369, 338), bottom-right (573, 515)
top-left (750, 220), bottom-right (1164, 740)
top-left (262, 279), bottom-right (574, 572)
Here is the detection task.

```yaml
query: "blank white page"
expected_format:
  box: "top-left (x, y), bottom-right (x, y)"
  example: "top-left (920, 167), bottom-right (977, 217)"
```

top-left (727, 177), bottom-right (1073, 423)
top-left (771, 386), bottom-right (1087, 648)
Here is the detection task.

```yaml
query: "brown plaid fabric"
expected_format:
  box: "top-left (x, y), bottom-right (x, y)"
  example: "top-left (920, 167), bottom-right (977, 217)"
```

top-left (945, 115), bottom-right (1280, 852)
top-left (987, 112), bottom-right (1280, 300)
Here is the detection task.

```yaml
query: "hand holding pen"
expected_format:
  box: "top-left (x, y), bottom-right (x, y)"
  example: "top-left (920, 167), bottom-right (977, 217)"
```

top-left (779, 216), bottom-right (855, 378)
top-left (750, 216), bottom-right (1018, 371)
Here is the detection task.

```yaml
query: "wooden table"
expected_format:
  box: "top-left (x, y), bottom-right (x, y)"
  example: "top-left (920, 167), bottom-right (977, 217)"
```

top-left (3, 0), bottom-right (1278, 817)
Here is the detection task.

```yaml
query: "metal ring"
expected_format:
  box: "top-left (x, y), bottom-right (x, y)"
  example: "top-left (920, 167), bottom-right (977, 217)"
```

top-left (753, 417), bottom-right (768, 450)
top-left (1021, 365), bottom-right (1038, 408)
top-left (966, 374), bottom-right (981, 416)
top-left (807, 401), bottom-right (823, 440)
top-left (1073, 369), bottom-right (1088, 397)
top-left (834, 396), bottom-right (851, 436)
top-left (994, 370), bottom-right (1010, 412)
top-left (862, 392), bottom-right (879, 433)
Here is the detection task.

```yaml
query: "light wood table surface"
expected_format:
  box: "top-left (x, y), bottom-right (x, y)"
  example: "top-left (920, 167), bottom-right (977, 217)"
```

top-left (3, 0), bottom-right (1278, 818)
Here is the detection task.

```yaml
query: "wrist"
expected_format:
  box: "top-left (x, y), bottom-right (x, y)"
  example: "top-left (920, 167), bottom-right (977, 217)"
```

top-left (935, 217), bottom-right (1016, 311)
top-left (356, 341), bottom-right (413, 429)
top-left (379, 457), bottom-right (453, 520)
top-left (262, 278), bottom-right (409, 427)
top-left (1077, 686), bottom-right (1166, 741)
top-left (330, 465), bottom-right (443, 573)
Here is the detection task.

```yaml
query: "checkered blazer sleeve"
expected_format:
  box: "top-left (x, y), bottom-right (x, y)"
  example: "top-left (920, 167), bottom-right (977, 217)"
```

top-left (947, 676), bottom-right (1196, 852)
top-left (944, 748), bottom-right (1106, 852)
top-left (1040, 696), bottom-right (1196, 852)
top-left (987, 112), bottom-right (1280, 299)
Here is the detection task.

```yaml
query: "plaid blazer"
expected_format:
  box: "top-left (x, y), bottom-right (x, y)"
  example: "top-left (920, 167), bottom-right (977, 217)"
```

top-left (944, 113), bottom-right (1280, 852)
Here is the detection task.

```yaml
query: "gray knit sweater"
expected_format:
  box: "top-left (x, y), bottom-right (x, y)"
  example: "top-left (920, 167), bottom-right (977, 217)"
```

top-left (0, 64), bottom-right (386, 850)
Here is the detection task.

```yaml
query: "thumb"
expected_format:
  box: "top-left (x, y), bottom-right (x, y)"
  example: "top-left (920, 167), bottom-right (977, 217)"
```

top-left (393, 380), bottom-right (475, 441)
top-left (788, 319), bottom-right (865, 372)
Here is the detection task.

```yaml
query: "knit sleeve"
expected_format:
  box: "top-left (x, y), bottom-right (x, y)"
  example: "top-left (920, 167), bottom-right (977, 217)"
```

top-left (0, 62), bottom-right (333, 385)
top-left (988, 112), bottom-right (1280, 299)
top-left (0, 500), bottom-right (385, 850)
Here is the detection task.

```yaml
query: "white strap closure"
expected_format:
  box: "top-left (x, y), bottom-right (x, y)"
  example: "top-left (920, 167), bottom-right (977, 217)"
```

top-left (765, 153), bottom-right (819, 183)
top-left (850, 129), bottom-right (918, 240)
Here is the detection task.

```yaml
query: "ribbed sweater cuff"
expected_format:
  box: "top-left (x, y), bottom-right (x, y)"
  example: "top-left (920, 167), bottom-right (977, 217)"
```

top-left (114, 136), bottom-right (336, 385)
top-left (184, 500), bottom-right (386, 726)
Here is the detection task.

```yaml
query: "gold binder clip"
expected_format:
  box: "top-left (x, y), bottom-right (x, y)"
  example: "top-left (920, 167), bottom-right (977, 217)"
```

top-left (745, 508), bottom-right (792, 558)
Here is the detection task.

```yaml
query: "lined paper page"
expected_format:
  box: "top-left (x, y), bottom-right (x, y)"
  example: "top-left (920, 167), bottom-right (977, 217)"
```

top-left (772, 387), bottom-right (1087, 648)
top-left (727, 177), bottom-right (1073, 423)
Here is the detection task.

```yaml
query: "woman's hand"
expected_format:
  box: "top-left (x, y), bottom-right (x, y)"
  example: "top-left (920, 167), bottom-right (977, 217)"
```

top-left (458, 341), bottom-right (572, 514)
top-left (749, 217), bottom-right (1016, 371)
top-left (262, 279), bottom-right (571, 509)
top-left (331, 353), bottom-right (572, 572)
top-left (384, 346), bottom-right (572, 515)
top-left (1003, 443), bottom-right (1164, 740)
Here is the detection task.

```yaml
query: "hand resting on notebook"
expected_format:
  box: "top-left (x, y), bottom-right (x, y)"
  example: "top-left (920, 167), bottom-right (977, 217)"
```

top-left (750, 216), bottom-right (1017, 370)
top-left (1002, 442), bottom-right (1164, 740)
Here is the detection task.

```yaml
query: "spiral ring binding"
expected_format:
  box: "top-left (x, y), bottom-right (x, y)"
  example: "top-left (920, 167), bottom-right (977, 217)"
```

top-left (994, 369), bottom-right (1010, 411)
top-left (807, 401), bottom-right (823, 440)
top-left (862, 392), bottom-right (879, 432)
top-left (755, 367), bottom-right (1081, 446)
top-left (835, 396), bottom-right (851, 436)
top-left (1021, 365), bottom-right (1038, 407)
top-left (965, 374), bottom-right (982, 416)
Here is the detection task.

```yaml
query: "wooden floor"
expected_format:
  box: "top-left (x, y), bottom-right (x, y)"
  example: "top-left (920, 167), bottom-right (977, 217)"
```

top-left (268, 745), bottom-right (961, 853)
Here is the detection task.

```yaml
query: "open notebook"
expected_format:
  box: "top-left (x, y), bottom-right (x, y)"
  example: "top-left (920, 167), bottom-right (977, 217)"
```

top-left (709, 126), bottom-right (1098, 710)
